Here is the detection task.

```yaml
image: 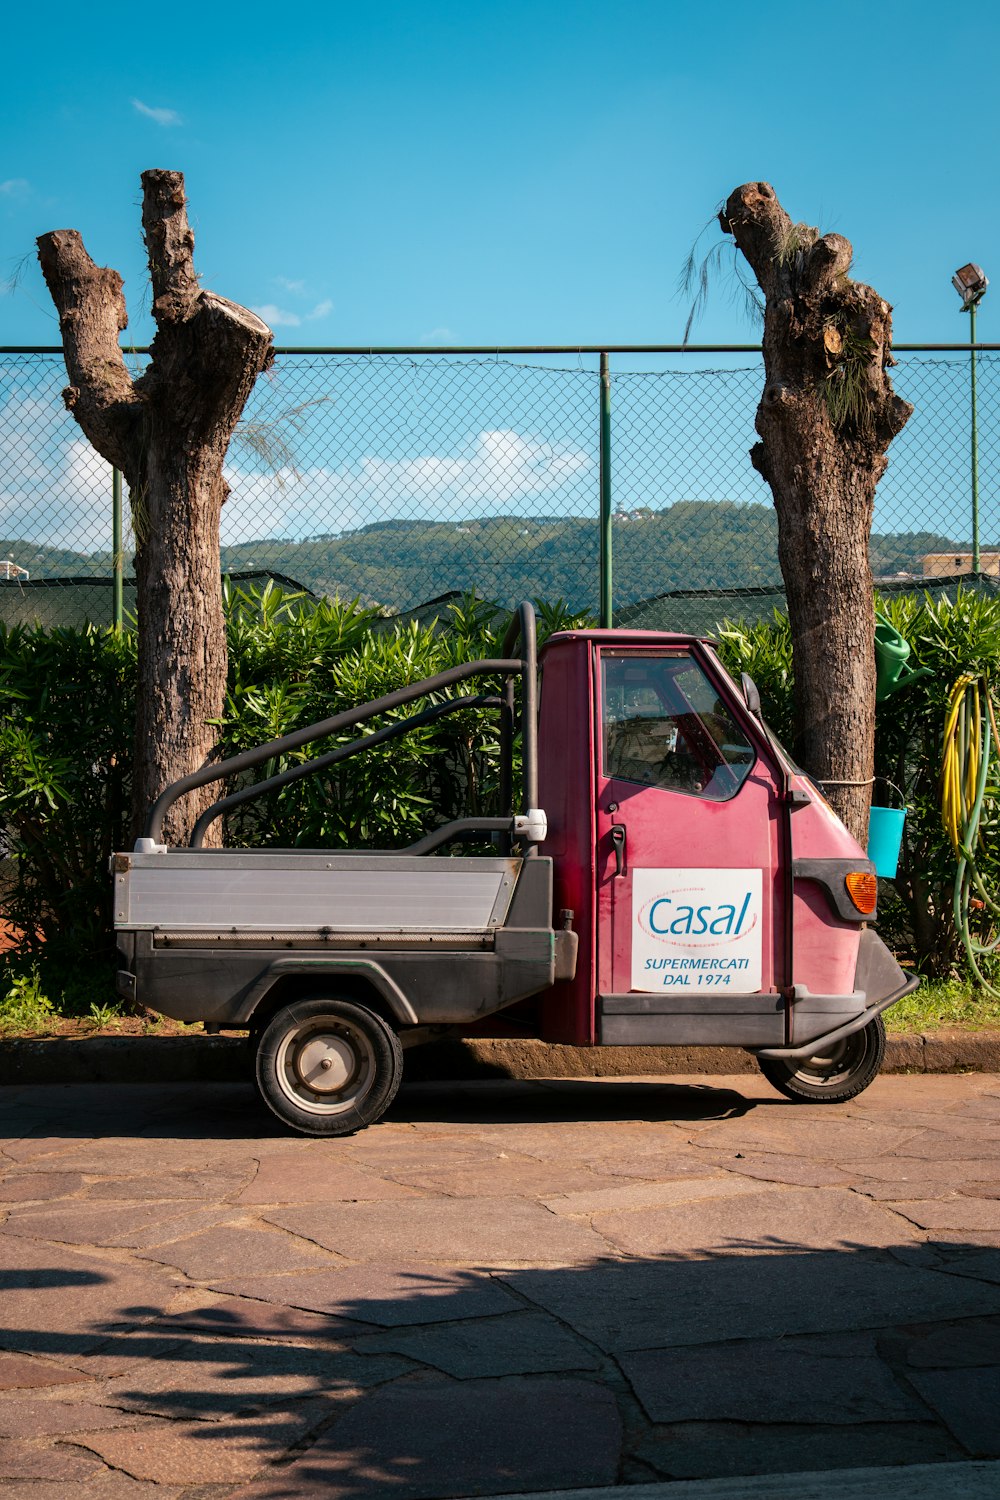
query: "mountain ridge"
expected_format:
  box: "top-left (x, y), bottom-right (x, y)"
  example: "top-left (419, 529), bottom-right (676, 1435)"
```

top-left (1, 500), bottom-right (968, 612)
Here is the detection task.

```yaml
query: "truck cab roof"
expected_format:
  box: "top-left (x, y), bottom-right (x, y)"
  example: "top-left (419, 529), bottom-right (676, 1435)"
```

top-left (542, 628), bottom-right (715, 650)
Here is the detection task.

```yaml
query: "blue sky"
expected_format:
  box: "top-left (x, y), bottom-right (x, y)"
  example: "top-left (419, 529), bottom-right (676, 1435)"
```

top-left (3, 0), bottom-right (999, 349)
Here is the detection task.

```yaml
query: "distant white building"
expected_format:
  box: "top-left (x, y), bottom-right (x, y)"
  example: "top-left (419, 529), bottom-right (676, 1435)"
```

top-left (922, 552), bottom-right (1000, 578)
top-left (612, 508), bottom-right (653, 523)
top-left (0, 560), bottom-right (29, 581)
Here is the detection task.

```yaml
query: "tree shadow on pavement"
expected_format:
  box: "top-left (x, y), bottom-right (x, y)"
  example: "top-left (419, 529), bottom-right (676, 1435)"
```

top-left (1, 1236), bottom-right (999, 1496)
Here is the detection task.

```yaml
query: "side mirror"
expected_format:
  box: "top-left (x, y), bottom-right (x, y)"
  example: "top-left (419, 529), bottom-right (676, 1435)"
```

top-left (741, 672), bottom-right (762, 718)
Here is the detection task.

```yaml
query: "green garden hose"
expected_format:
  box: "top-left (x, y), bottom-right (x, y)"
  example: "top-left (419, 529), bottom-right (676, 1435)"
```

top-left (941, 674), bottom-right (1000, 993)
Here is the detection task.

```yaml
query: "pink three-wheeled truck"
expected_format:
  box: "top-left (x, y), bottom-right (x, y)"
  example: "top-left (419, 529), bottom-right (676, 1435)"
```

top-left (112, 603), bottom-right (917, 1135)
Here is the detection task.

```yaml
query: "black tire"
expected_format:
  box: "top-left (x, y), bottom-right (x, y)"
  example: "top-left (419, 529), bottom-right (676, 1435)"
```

top-left (757, 1015), bottom-right (886, 1104)
top-left (254, 997), bottom-right (404, 1137)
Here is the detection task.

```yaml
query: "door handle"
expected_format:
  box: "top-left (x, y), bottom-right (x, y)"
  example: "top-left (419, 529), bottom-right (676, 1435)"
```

top-left (610, 824), bottom-right (627, 877)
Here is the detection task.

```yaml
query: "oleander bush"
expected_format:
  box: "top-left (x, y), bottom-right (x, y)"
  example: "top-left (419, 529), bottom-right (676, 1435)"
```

top-left (0, 622), bottom-right (135, 984)
top-left (717, 586), bottom-right (1000, 978)
top-left (2, 581), bottom-right (998, 1007)
top-left (0, 587), bottom-right (590, 998)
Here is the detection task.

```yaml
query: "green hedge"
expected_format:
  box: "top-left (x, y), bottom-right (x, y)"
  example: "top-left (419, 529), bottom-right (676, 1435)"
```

top-left (0, 587), bottom-right (588, 996)
top-left (0, 623), bottom-right (135, 981)
top-left (2, 583), bottom-right (995, 999)
top-left (716, 587), bottom-right (1000, 977)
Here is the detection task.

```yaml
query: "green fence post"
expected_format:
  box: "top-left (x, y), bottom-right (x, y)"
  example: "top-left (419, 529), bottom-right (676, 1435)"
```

top-left (970, 301), bottom-right (981, 575)
top-left (599, 351), bottom-right (612, 627)
top-left (112, 467), bottom-right (123, 630)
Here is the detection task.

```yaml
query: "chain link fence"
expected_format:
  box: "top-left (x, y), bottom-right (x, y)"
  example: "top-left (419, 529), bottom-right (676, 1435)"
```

top-left (1, 347), bottom-right (997, 632)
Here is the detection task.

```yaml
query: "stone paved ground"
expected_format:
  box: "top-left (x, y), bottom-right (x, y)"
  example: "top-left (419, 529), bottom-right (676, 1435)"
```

top-left (0, 1071), bottom-right (999, 1499)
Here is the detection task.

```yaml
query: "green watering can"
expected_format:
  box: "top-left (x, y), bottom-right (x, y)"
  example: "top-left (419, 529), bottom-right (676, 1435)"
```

top-left (874, 614), bottom-right (933, 703)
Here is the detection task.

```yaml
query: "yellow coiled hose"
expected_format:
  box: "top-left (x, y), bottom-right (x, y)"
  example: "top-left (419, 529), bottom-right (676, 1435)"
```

top-left (941, 674), bottom-right (1000, 993)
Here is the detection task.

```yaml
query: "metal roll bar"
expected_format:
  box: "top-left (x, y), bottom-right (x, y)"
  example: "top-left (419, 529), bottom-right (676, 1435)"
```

top-left (501, 600), bottom-right (539, 848)
top-left (141, 601), bottom-right (541, 856)
top-left (189, 693), bottom-right (504, 848)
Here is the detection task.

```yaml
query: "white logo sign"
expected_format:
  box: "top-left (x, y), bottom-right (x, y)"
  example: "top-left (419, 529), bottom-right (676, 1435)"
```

top-left (631, 868), bottom-right (763, 994)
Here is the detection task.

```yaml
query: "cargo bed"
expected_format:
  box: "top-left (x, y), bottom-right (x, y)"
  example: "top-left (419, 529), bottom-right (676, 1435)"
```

top-left (114, 850), bottom-right (572, 1030)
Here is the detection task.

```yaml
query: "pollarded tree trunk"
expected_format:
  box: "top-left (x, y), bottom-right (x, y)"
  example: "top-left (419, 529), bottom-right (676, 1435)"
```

top-left (720, 183), bottom-right (913, 844)
top-left (37, 171), bottom-right (273, 846)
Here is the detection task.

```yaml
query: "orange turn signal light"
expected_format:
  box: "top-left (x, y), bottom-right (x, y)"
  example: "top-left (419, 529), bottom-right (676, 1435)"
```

top-left (845, 872), bottom-right (878, 915)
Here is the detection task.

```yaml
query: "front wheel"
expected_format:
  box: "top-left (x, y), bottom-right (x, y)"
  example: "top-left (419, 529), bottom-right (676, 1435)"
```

top-left (255, 997), bottom-right (404, 1136)
top-left (757, 1015), bottom-right (886, 1104)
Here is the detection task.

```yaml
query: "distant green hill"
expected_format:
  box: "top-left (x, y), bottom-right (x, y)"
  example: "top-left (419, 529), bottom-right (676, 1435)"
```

top-left (212, 505), bottom-right (974, 609)
top-left (0, 541), bottom-right (113, 579)
top-left (1, 503), bottom-right (966, 613)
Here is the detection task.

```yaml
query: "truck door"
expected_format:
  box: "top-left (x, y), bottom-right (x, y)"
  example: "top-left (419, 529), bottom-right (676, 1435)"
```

top-left (595, 646), bottom-right (786, 1046)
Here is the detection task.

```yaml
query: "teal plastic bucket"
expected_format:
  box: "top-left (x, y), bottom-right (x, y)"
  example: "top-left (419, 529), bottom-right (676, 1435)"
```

top-left (867, 805), bottom-right (906, 878)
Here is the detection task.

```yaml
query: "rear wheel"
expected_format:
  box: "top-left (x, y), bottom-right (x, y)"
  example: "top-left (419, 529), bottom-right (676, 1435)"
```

top-left (757, 1015), bottom-right (885, 1104)
top-left (254, 997), bottom-right (403, 1136)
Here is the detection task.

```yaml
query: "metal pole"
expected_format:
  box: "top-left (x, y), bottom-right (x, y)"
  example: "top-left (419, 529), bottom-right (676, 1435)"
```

top-left (970, 302), bottom-right (981, 575)
top-left (599, 352), bottom-right (612, 628)
top-left (112, 467), bottom-right (123, 630)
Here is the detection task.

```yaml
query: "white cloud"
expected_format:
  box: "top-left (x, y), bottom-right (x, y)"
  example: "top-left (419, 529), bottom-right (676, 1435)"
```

top-left (275, 277), bottom-right (307, 295)
top-left (0, 382), bottom-right (591, 559)
top-left (251, 299), bottom-right (333, 330)
top-left (221, 468), bottom-right (301, 544)
top-left (422, 327), bottom-right (456, 345)
top-left (132, 99), bottom-right (182, 127)
top-left (222, 464), bottom-right (365, 545)
top-left (251, 303), bottom-right (302, 328)
top-left (0, 433), bottom-right (113, 552)
top-left (359, 430), bottom-right (590, 505)
top-left (0, 179), bottom-right (29, 198)
top-left (220, 429), bottom-right (591, 542)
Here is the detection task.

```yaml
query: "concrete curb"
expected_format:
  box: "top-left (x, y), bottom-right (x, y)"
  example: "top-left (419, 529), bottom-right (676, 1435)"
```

top-left (2, 1029), bottom-right (999, 1086)
top-left (477, 1460), bottom-right (1000, 1500)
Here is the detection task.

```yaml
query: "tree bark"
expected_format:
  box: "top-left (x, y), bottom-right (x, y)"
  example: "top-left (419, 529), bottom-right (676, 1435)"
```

top-left (38, 171), bottom-right (273, 845)
top-left (720, 183), bottom-right (912, 843)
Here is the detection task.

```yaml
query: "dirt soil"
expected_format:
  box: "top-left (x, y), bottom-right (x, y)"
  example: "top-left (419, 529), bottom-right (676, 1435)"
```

top-left (1, 1015), bottom-right (211, 1040)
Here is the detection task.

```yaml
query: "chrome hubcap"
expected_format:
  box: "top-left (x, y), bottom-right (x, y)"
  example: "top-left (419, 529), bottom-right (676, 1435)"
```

top-left (294, 1033), bottom-right (356, 1093)
top-left (275, 1018), bottom-right (376, 1115)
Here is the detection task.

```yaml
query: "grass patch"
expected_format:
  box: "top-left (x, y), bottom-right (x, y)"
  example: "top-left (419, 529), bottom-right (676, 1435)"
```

top-left (0, 967), bottom-right (56, 1035)
top-left (888, 977), bottom-right (1000, 1034)
top-left (0, 953), bottom-right (125, 1036)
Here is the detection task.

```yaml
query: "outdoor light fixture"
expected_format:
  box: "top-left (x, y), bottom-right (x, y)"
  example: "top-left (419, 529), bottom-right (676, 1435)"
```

top-left (953, 263), bottom-right (989, 309)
